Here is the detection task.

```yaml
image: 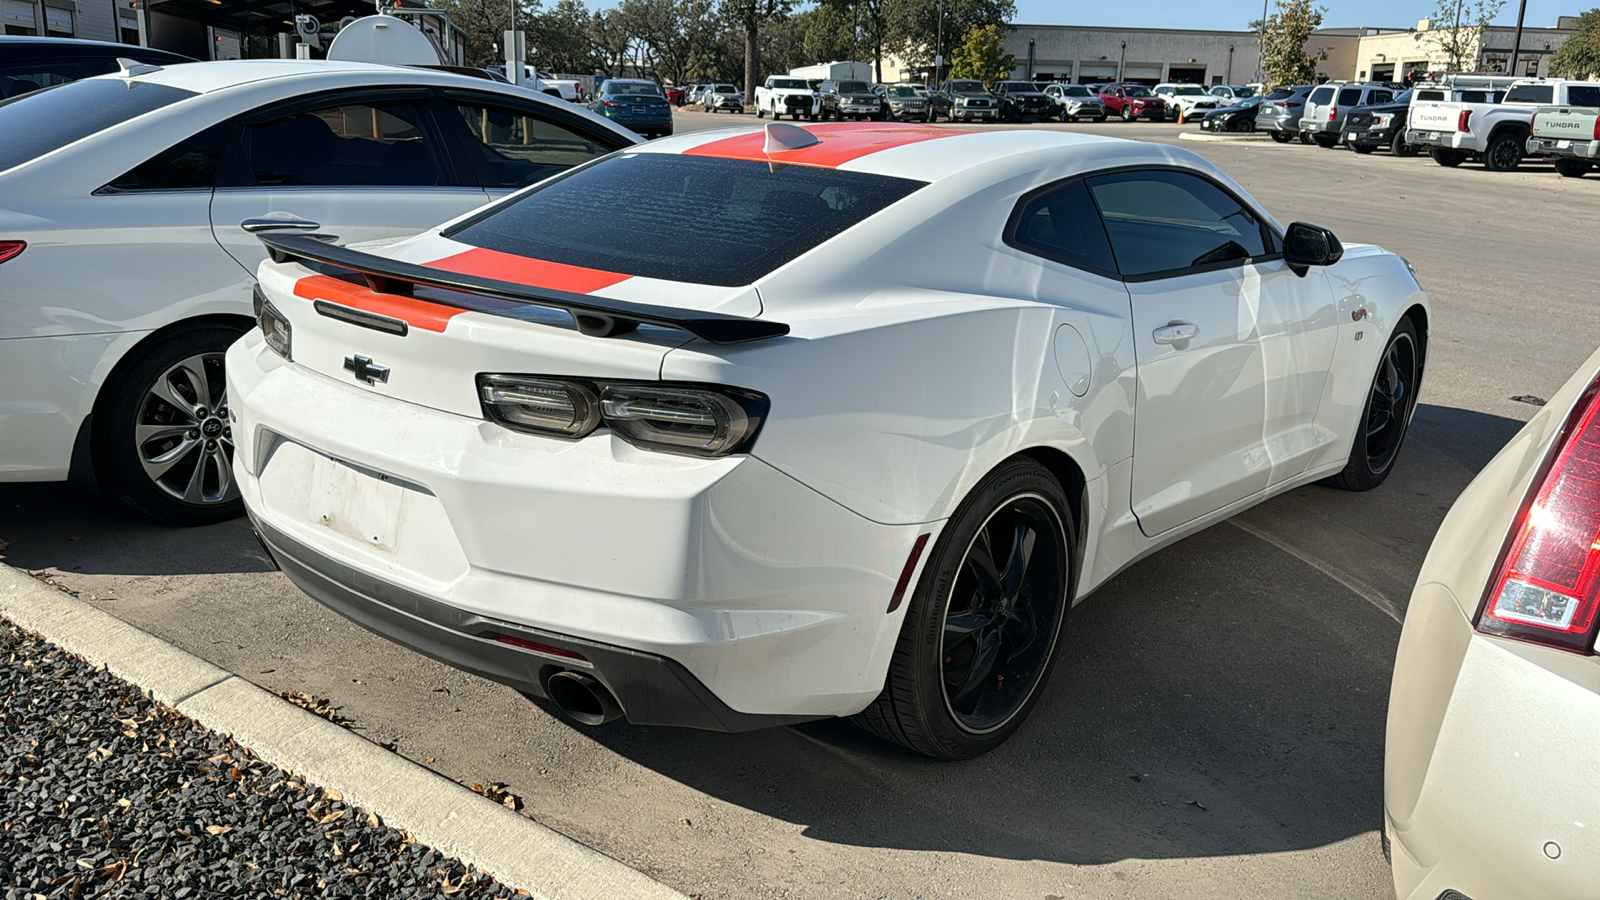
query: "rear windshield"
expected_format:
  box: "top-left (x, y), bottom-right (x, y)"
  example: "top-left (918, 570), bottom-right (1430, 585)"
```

top-left (0, 78), bottom-right (195, 172)
top-left (1569, 85), bottom-right (1600, 106)
top-left (1505, 84), bottom-right (1554, 104)
top-left (445, 153), bottom-right (925, 287)
top-left (606, 82), bottom-right (661, 96)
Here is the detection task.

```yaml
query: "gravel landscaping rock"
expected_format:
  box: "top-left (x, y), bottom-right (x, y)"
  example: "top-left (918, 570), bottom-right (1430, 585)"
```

top-left (0, 618), bottom-right (524, 899)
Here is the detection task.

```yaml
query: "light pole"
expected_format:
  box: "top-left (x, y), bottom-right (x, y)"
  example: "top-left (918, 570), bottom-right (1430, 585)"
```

top-left (935, 0), bottom-right (943, 84)
top-left (1117, 40), bottom-right (1126, 81)
top-left (1450, 0), bottom-right (1465, 71)
top-left (1257, 0), bottom-right (1269, 83)
top-left (1508, 0), bottom-right (1528, 76)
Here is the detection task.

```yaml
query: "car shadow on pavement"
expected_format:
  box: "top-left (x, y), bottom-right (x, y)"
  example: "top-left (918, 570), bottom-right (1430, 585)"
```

top-left (0, 482), bottom-right (273, 576)
top-left (567, 403), bottom-right (1526, 865)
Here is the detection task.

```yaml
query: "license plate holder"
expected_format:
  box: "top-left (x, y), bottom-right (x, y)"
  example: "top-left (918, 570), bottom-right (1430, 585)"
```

top-left (1558, 139), bottom-right (1573, 149)
top-left (309, 454), bottom-right (404, 552)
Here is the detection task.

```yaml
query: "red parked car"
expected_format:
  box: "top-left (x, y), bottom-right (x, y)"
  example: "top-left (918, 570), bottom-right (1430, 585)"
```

top-left (1099, 83), bottom-right (1167, 121)
top-left (665, 85), bottom-right (687, 106)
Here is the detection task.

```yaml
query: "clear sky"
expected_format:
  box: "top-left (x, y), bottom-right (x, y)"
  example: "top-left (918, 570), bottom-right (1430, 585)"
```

top-left (1008, 0), bottom-right (1577, 31)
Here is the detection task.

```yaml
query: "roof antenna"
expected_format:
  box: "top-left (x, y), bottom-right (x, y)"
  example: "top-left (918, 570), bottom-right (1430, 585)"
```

top-left (764, 122), bottom-right (819, 153)
top-left (115, 58), bottom-right (163, 78)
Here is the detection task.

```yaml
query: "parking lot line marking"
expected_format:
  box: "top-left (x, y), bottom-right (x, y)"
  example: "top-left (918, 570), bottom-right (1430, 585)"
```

top-left (1226, 518), bottom-right (1403, 624)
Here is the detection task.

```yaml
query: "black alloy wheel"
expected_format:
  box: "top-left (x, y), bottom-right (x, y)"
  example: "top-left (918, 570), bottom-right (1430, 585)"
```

top-left (93, 323), bottom-right (249, 525)
top-left (1120, 105), bottom-right (1134, 122)
top-left (1332, 318), bottom-right (1421, 491)
top-left (1483, 132), bottom-right (1524, 172)
top-left (855, 458), bottom-right (1074, 759)
top-left (1271, 131), bottom-right (1293, 143)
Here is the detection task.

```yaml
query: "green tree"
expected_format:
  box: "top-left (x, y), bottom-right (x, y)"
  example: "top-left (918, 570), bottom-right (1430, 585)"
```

top-left (1413, 0), bottom-right (1506, 72)
top-left (891, 0), bottom-right (1016, 80)
top-left (798, 4), bottom-right (854, 64)
top-left (1259, 0), bottom-right (1327, 89)
top-left (529, 0), bottom-right (603, 74)
top-left (429, 0), bottom-right (540, 68)
top-left (620, 0), bottom-right (718, 85)
top-left (947, 23), bottom-right (1014, 83)
top-left (1551, 9), bottom-right (1600, 77)
top-left (720, 0), bottom-right (795, 104)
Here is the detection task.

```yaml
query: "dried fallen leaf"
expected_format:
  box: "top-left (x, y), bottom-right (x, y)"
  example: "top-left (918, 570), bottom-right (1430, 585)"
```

top-left (116, 799), bottom-right (131, 809)
top-left (1186, 800), bottom-right (1208, 811)
top-left (351, 678), bottom-right (365, 685)
top-left (323, 788), bottom-right (343, 802)
top-left (259, 669), bottom-right (275, 674)
top-left (205, 825), bottom-right (232, 835)
top-left (681, 817), bottom-right (692, 827)
top-left (432, 686), bottom-right (451, 696)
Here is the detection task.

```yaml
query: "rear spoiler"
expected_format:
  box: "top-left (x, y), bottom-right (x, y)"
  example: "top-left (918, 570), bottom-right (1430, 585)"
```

top-left (258, 233), bottom-right (790, 345)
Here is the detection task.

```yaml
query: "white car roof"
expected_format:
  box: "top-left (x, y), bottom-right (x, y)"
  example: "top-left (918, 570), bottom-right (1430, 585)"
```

top-left (637, 122), bottom-right (1207, 184)
top-left (118, 58), bottom-right (428, 93)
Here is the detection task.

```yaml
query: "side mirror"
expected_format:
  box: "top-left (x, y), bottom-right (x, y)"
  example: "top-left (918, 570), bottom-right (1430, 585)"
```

top-left (1283, 221), bottom-right (1344, 276)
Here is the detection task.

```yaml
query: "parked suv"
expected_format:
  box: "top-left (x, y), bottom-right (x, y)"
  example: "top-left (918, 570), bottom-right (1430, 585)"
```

top-left (1209, 84), bottom-right (1257, 106)
top-left (819, 79), bottom-right (884, 120)
top-left (1042, 83), bottom-right (1105, 121)
top-left (1256, 84), bottom-right (1315, 142)
top-left (936, 79), bottom-right (997, 122)
top-left (1154, 83), bottom-right (1219, 121)
top-left (991, 80), bottom-right (1054, 121)
top-left (1301, 83), bottom-right (1395, 147)
top-left (1099, 83), bottom-right (1166, 121)
top-left (882, 83), bottom-right (931, 121)
top-left (1, 36), bottom-right (192, 98)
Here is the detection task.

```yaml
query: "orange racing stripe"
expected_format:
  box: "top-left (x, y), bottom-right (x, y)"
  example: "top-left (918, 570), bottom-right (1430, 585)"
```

top-left (425, 247), bottom-right (631, 294)
top-left (682, 122), bottom-right (958, 169)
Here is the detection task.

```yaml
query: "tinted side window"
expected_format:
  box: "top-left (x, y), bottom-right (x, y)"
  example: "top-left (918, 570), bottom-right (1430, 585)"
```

top-left (1337, 88), bottom-right (1362, 105)
top-left (239, 102), bottom-right (445, 187)
top-left (449, 100), bottom-right (612, 188)
top-left (1568, 85), bottom-right (1600, 106)
top-left (1371, 91), bottom-right (1393, 104)
top-left (1086, 170), bottom-right (1269, 279)
top-left (1008, 180), bottom-right (1117, 276)
top-left (0, 79), bottom-right (196, 172)
top-left (1505, 84), bottom-right (1554, 104)
top-left (105, 122), bottom-right (227, 191)
top-left (1309, 87), bottom-right (1334, 104)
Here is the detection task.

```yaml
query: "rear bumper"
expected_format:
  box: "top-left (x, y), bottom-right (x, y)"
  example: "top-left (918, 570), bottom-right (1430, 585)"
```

top-left (227, 332), bottom-right (932, 721)
top-left (1527, 136), bottom-right (1600, 160)
top-left (1407, 129), bottom-right (1473, 151)
top-left (1259, 116), bottom-right (1297, 134)
top-left (252, 515), bottom-right (816, 732)
top-left (1386, 582), bottom-right (1600, 900)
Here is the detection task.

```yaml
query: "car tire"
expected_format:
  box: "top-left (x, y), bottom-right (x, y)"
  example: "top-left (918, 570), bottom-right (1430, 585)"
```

top-left (1482, 132), bottom-right (1524, 171)
top-left (756, 107), bottom-right (766, 119)
top-left (1271, 131), bottom-right (1293, 143)
top-left (1392, 133), bottom-right (1418, 157)
top-left (1555, 158), bottom-right (1593, 178)
top-left (1314, 134), bottom-right (1338, 148)
top-left (1298, 132), bottom-right (1314, 144)
top-left (1352, 143), bottom-right (1375, 154)
top-left (1121, 106), bottom-right (1133, 122)
top-left (853, 457), bottom-right (1075, 760)
top-left (1432, 148), bottom-right (1466, 167)
top-left (93, 323), bottom-right (249, 526)
top-left (1331, 318), bottom-right (1422, 492)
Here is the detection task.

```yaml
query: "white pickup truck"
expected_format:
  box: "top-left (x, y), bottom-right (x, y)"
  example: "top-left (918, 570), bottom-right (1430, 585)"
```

top-left (1407, 79), bottom-right (1600, 171)
top-left (1525, 82), bottom-right (1600, 177)
top-left (754, 75), bottom-right (819, 121)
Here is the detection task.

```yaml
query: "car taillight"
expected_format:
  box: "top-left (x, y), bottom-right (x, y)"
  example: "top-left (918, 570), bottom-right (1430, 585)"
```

top-left (1594, 116), bottom-right (1600, 141)
top-left (0, 241), bottom-right (23, 264)
top-left (1328, 106), bottom-right (1337, 121)
top-left (1476, 378), bottom-right (1600, 653)
top-left (1458, 109), bottom-right (1472, 132)
top-left (1274, 101), bottom-right (1289, 108)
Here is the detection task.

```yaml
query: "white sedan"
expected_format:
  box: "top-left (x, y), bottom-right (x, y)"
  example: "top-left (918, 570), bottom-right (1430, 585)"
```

top-left (231, 121), bottom-right (1430, 759)
top-left (0, 59), bottom-right (637, 524)
top-left (1387, 346), bottom-right (1600, 899)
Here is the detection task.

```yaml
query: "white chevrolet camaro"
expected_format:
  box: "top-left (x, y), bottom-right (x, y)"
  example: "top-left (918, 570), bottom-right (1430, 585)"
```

top-left (0, 59), bottom-right (636, 524)
top-left (232, 121), bottom-right (1430, 759)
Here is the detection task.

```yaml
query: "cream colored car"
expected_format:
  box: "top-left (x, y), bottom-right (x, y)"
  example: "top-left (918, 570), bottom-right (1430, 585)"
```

top-left (1387, 345), bottom-right (1600, 900)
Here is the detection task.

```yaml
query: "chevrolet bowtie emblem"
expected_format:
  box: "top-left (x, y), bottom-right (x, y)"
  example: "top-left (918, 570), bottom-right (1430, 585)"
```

top-left (343, 354), bottom-right (390, 385)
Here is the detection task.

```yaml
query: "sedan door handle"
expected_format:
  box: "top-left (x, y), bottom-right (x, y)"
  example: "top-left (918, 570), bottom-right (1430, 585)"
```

top-left (240, 216), bottom-right (322, 233)
top-left (1153, 322), bottom-right (1200, 345)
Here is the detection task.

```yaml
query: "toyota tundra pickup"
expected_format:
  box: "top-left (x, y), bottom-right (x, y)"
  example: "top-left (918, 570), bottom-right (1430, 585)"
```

top-left (1408, 79), bottom-right (1599, 171)
top-left (754, 75), bottom-right (819, 121)
top-left (1526, 83), bottom-right (1600, 177)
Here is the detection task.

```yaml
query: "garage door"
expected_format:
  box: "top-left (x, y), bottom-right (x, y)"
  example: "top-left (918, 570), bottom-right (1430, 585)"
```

top-left (1124, 64), bottom-right (1163, 82)
top-left (1079, 63), bottom-right (1116, 81)
top-left (3, 0), bottom-right (38, 33)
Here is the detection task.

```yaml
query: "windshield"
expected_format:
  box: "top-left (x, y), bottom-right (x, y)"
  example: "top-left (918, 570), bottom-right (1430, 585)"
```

top-left (1170, 86), bottom-right (1205, 95)
top-left (1233, 87), bottom-right (1256, 98)
top-left (948, 81), bottom-right (986, 92)
top-left (836, 81), bottom-right (871, 93)
top-left (1393, 89), bottom-right (1413, 103)
top-left (1505, 84), bottom-right (1554, 104)
top-left (446, 154), bottom-right (925, 288)
top-left (998, 82), bottom-right (1035, 91)
top-left (770, 78), bottom-right (807, 89)
top-left (1061, 86), bottom-right (1092, 97)
top-left (889, 86), bottom-right (919, 97)
top-left (1124, 86), bottom-right (1152, 97)
top-left (0, 78), bottom-right (196, 173)
top-left (714, 85), bottom-right (738, 93)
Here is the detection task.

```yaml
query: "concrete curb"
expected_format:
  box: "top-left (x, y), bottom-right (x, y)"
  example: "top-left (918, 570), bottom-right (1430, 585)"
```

top-left (1178, 131), bottom-right (1274, 142)
top-left (0, 563), bottom-right (686, 900)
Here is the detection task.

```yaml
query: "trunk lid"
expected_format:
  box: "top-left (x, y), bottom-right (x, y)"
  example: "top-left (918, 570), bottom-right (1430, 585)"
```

top-left (253, 232), bottom-right (761, 418)
top-left (1532, 105), bottom-right (1600, 140)
top-left (1410, 101), bottom-right (1468, 133)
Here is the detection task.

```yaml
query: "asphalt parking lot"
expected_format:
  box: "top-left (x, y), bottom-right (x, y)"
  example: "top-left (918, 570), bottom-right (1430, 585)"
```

top-left (5, 107), bottom-right (1600, 900)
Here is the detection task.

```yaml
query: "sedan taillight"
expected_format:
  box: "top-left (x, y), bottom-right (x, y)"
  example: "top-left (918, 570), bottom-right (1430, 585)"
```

top-left (1477, 378), bottom-right (1600, 653)
top-left (0, 241), bottom-right (24, 265)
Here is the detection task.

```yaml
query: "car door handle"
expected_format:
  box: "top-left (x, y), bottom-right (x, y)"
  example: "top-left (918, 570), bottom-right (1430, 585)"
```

top-left (240, 216), bottom-right (322, 233)
top-left (1153, 322), bottom-right (1200, 345)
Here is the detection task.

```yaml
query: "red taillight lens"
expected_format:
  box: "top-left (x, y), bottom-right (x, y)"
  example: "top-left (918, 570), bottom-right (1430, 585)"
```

top-left (1274, 101), bottom-right (1289, 108)
top-left (1329, 106), bottom-right (1337, 121)
top-left (1477, 379), bottom-right (1600, 653)
top-left (1458, 109), bottom-right (1472, 132)
top-left (494, 633), bottom-right (589, 661)
top-left (1594, 116), bottom-right (1600, 141)
top-left (0, 241), bottom-right (24, 265)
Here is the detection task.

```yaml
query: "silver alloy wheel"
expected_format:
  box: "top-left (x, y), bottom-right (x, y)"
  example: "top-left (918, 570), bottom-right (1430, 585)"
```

top-left (134, 351), bottom-right (238, 507)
